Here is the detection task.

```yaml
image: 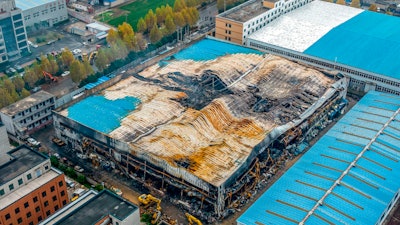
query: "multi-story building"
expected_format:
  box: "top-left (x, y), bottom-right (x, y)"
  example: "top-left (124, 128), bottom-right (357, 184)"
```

top-left (0, 145), bottom-right (69, 225)
top-left (39, 189), bottom-right (140, 225)
top-left (0, 91), bottom-right (55, 140)
top-left (216, 0), bottom-right (312, 45)
top-left (16, 0), bottom-right (68, 30)
top-left (0, 0), bottom-right (30, 66)
top-left (0, 123), bottom-right (10, 153)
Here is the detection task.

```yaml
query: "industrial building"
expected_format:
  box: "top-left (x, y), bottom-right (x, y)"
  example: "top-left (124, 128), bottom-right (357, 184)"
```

top-left (0, 91), bottom-right (55, 140)
top-left (237, 90), bottom-right (400, 224)
top-left (39, 190), bottom-right (140, 225)
top-left (16, 0), bottom-right (68, 30)
top-left (0, 145), bottom-right (69, 225)
top-left (0, 0), bottom-right (29, 66)
top-left (216, 0), bottom-right (400, 95)
top-left (0, 123), bottom-right (10, 153)
top-left (53, 38), bottom-right (348, 220)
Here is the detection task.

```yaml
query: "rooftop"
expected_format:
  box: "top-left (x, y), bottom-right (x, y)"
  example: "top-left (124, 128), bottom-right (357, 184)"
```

top-left (0, 90), bottom-right (54, 116)
top-left (86, 22), bottom-right (111, 32)
top-left (54, 190), bottom-right (137, 225)
top-left (248, 0), bottom-right (363, 52)
top-left (218, 0), bottom-right (266, 23)
top-left (0, 145), bottom-right (48, 185)
top-left (0, 168), bottom-right (62, 210)
top-left (237, 91), bottom-right (400, 225)
top-left (15, 0), bottom-right (57, 11)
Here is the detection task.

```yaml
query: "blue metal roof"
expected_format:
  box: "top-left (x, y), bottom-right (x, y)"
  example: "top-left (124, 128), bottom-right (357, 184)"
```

top-left (16, 0), bottom-right (56, 11)
top-left (304, 11), bottom-right (400, 80)
top-left (83, 76), bottom-right (110, 90)
top-left (237, 91), bottom-right (400, 225)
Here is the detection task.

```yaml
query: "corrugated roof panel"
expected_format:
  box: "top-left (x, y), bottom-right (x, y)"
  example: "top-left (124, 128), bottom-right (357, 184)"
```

top-left (237, 91), bottom-right (400, 225)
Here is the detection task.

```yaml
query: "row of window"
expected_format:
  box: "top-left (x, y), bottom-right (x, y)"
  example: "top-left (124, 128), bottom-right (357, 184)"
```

top-left (248, 42), bottom-right (400, 91)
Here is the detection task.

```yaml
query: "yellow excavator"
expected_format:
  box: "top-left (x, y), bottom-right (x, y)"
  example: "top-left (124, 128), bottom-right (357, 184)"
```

top-left (138, 194), bottom-right (162, 224)
top-left (185, 213), bottom-right (203, 225)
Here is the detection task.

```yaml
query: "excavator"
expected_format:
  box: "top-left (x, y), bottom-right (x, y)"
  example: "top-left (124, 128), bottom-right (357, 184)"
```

top-left (138, 194), bottom-right (162, 224)
top-left (185, 213), bottom-right (202, 225)
top-left (42, 71), bottom-right (58, 82)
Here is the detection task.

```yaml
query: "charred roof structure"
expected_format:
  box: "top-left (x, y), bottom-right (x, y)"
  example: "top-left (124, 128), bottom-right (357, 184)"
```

top-left (53, 39), bottom-right (347, 221)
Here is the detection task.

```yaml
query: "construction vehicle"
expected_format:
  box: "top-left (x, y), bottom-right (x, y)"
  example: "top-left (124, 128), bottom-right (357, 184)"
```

top-left (185, 213), bottom-right (202, 225)
top-left (138, 194), bottom-right (161, 211)
top-left (42, 71), bottom-right (57, 82)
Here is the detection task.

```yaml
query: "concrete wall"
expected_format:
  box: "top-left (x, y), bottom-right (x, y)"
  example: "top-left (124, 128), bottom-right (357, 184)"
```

top-left (0, 113), bottom-right (15, 136)
top-left (0, 124), bottom-right (9, 154)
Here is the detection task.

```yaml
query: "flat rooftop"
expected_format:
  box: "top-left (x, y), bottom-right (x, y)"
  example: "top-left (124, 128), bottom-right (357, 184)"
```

top-left (0, 145), bottom-right (47, 185)
top-left (55, 190), bottom-right (137, 225)
top-left (0, 168), bottom-right (61, 210)
top-left (218, 0), bottom-right (266, 23)
top-left (238, 91), bottom-right (400, 224)
top-left (0, 90), bottom-right (54, 116)
top-left (16, 0), bottom-right (57, 11)
top-left (248, 0), bottom-right (363, 52)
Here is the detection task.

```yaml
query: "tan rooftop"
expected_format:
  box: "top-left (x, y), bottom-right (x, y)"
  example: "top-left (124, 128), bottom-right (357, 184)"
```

top-left (218, 0), bottom-right (267, 23)
top-left (0, 90), bottom-right (54, 116)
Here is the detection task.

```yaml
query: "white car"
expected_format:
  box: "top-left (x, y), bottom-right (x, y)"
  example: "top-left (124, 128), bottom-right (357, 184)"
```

top-left (72, 49), bottom-right (82, 55)
top-left (74, 165), bottom-right (84, 173)
top-left (61, 71), bottom-right (70, 77)
top-left (27, 137), bottom-right (41, 146)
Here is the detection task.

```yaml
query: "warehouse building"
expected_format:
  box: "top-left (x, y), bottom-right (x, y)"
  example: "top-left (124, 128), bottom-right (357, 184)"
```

top-left (16, 0), bottom-right (68, 30)
top-left (217, 0), bottom-right (400, 95)
top-left (53, 38), bottom-right (348, 220)
top-left (0, 91), bottom-right (55, 140)
top-left (39, 190), bottom-right (140, 225)
top-left (237, 90), bottom-right (400, 225)
top-left (0, 145), bottom-right (69, 225)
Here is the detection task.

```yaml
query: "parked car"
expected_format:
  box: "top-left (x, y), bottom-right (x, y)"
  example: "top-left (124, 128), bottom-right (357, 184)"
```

top-left (74, 165), bottom-right (84, 173)
top-left (72, 49), bottom-right (82, 55)
top-left (27, 137), bottom-right (41, 147)
top-left (52, 137), bottom-right (66, 146)
top-left (61, 71), bottom-right (70, 77)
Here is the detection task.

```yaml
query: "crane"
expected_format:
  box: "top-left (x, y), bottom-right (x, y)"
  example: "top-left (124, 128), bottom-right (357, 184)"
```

top-left (138, 194), bottom-right (161, 211)
top-left (185, 213), bottom-right (202, 225)
top-left (42, 71), bottom-right (57, 82)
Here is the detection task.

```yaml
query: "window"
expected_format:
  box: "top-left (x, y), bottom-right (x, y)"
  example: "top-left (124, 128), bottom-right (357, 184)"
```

top-left (62, 200), bottom-right (67, 205)
top-left (44, 201), bottom-right (49, 207)
top-left (46, 210), bottom-right (51, 216)
top-left (24, 202), bottom-right (29, 208)
top-left (42, 191), bottom-right (46, 197)
top-left (0, 189), bottom-right (4, 196)
top-left (58, 181), bottom-right (63, 187)
top-left (54, 205), bottom-right (59, 211)
top-left (29, 222), bottom-right (34, 225)
top-left (38, 216), bottom-right (42, 222)
top-left (50, 186), bottom-right (55, 192)
top-left (61, 190), bottom-right (65, 196)
top-left (35, 206), bottom-right (40, 212)
top-left (18, 178), bottom-right (23, 185)
top-left (9, 184), bottom-right (14, 191)
top-left (5, 213), bottom-right (10, 220)
top-left (26, 212), bottom-right (31, 218)
top-left (52, 196), bottom-right (57, 201)
top-left (17, 218), bottom-right (22, 224)
top-left (33, 196), bottom-right (38, 203)
top-left (27, 174), bottom-right (32, 180)
top-left (45, 165), bottom-right (49, 170)
top-left (15, 207), bottom-right (20, 214)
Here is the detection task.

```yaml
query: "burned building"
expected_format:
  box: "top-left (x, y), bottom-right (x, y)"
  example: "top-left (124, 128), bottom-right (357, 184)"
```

top-left (53, 39), bottom-right (348, 220)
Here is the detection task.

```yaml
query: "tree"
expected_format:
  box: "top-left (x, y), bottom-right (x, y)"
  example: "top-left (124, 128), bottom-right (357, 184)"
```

top-left (155, 6), bottom-right (167, 26)
top-left (70, 60), bottom-right (84, 83)
top-left (144, 9), bottom-right (157, 32)
top-left (12, 76), bottom-right (25, 92)
top-left (118, 22), bottom-right (135, 50)
top-left (40, 55), bottom-right (51, 73)
top-left (165, 4), bottom-right (174, 18)
top-left (165, 15), bottom-right (176, 35)
top-left (48, 56), bottom-right (59, 75)
top-left (350, 0), bottom-right (360, 7)
top-left (20, 88), bottom-right (30, 98)
top-left (77, 175), bottom-right (86, 184)
top-left (107, 29), bottom-right (119, 44)
top-left (135, 33), bottom-right (148, 51)
top-left (369, 4), bottom-right (378, 11)
top-left (95, 49), bottom-right (109, 71)
top-left (137, 18), bottom-right (147, 33)
top-left (61, 49), bottom-right (74, 68)
top-left (23, 67), bottom-right (39, 88)
top-left (0, 88), bottom-right (14, 108)
top-left (149, 24), bottom-right (162, 43)
top-left (173, 0), bottom-right (187, 12)
top-left (82, 60), bottom-right (94, 77)
top-left (173, 12), bottom-right (185, 41)
top-left (336, 0), bottom-right (346, 5)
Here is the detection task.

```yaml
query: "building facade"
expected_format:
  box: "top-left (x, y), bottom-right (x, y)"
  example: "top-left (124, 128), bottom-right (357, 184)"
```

top-left (0, 0), bottom-right (29, 66)
top-left (0, 123), bottom-right (9, 154)
top-left (0, 91), bottom-right (55, 139)
top-left (0, 145), bottom-right (69, 225)
top-left (215, 0), bottom-right (312, 45)
top-left (16, 0), bottom-right (68, 30)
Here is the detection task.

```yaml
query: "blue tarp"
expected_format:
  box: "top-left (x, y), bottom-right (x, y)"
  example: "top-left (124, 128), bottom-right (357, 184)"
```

top-left (304, 11), bottom-right (400, 79)
top-left (83, 76), bottom-right (110, 90)
top-left (237, 91), bottom-right (400, 225)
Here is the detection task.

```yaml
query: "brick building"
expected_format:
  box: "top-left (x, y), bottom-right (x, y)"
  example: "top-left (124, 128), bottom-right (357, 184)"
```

top-left (0, 145), bottom-right (69, 225)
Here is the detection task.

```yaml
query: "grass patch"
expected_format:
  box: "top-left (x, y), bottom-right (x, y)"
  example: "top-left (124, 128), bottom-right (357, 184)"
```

top-left (108, 0), bottom-right (175, 30)
top-left (96, 11), bottom-right (115, 23)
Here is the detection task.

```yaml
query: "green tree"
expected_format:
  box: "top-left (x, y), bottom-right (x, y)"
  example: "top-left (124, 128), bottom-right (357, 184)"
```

top-left (82, 60), bottom-right (94, 77)
top-left (149, 24), bottom-right (162, 43)
top-left (23, 67), bottom-right (38, 88)
top-left (77, 174), bottom-right (86, 184)
top-left (350, 0), bottom-right (360, 7)
top-left (12, 76), bottom-right (25, 92)
top-left (61, 49), bottom-right (74, 68)
top-left (0, 88), bottom-right (14, 108)
top-left (20, 88), bottom-right (30, 98)
top-left (48, 56), bottom-right (59, 75)
top-left (369, 4), bottom-right (378, 11)
top-left (137, 18), bottom-right (147, 33)
top-left (165, 15), bottom-right (176, 35)
top-left (40, 55), bottom-right (51, 73)
top-left (144, 9), bottom-right (157, 32)
top-left (70, 60), bottom-right (84, 83)
top-left (95, 49), bottom-right (109, 71)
